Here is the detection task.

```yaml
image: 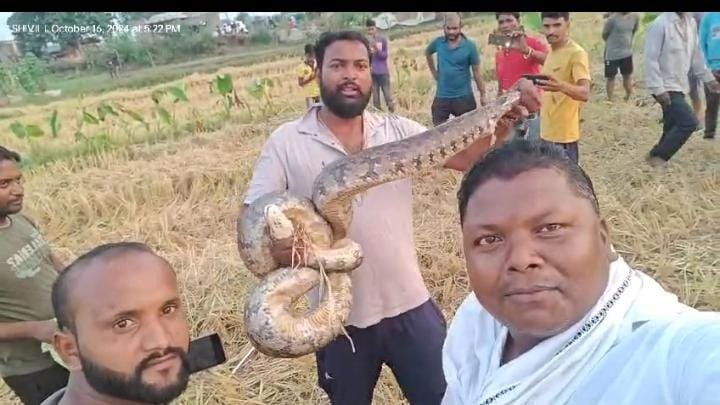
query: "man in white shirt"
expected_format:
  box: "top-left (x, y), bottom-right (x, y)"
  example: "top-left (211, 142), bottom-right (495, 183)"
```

top-left (643, 12), bottom-right (720, 167)
top-left (441, 139), bottom-right (720, 404)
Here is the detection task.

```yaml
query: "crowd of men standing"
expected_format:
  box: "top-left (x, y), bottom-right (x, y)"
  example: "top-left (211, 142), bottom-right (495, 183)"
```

top-left (296, 12), bottom-right (720, 167)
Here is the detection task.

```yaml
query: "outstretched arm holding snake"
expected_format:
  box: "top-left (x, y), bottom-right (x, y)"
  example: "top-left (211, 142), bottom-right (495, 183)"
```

top-left (244, 78), bottom-right (539, 265)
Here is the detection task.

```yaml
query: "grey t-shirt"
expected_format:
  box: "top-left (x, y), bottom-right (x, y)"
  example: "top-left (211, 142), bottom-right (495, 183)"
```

top-left (603, 13), bottom-right (639, 61)
top-left (40, 387), bottom-right (64, 405)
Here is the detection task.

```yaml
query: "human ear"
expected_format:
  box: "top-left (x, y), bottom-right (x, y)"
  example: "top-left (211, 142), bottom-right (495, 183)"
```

top-left (598, 218), bottom-right (617, 261)
top-left (54, 330), bottom-right (82, 371)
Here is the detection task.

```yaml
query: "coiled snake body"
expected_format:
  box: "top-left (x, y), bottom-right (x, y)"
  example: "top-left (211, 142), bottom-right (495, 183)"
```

top-left (238, 91), bottom-right (521, 358)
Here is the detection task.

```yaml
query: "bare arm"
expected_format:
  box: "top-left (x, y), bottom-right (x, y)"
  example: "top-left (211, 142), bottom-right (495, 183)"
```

top-left (50, 252), bottom-right (64, 273)
top-left (602, 17), bottom-right (613, 41)
top-left (0, 320), bottom-right (55, 343)
top-left (297, 68), bottom-right (316, 87)
top-left (425, 38), bottom-right (438, 81)
top-left (561, 79), bottom-right (591, 102)
top-left (527, 47), bottom-right (547, 65)
top-left (471, 64), bottom-right (487, 103)
top-left (426, 53), bottom-right (438, 81)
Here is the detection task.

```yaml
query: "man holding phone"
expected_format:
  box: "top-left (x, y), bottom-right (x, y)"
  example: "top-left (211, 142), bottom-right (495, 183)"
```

top-left (41, 242), bottom-right (196, 404)
top-left (534, 12), bottom-right (591, 164)
top-left (493, 12), bottom-right (548, 140)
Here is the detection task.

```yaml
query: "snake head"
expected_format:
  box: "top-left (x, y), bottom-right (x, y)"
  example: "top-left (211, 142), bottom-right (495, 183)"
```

top-left (264, 204), bottom-right (295, 241)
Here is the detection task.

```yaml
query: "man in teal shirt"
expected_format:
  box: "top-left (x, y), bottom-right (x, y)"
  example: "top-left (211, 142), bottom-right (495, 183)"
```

top-left (700, 12), bottom-right (720, 139)
top-left (425, 13), bottom-right (487, 125)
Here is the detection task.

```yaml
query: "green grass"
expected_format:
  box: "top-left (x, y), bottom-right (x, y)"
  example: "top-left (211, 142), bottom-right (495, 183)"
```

top-left (6, 15), bottom-right (489, 170)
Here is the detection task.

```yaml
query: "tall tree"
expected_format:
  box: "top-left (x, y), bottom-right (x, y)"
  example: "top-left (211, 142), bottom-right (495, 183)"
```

top-left (8, 12), bottom-right (114, 57)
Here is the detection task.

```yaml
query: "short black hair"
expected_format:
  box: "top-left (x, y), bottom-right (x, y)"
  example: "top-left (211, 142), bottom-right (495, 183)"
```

top-left (457, 139), bottom-right (600, 224)
top-left (0, 146), bottom-right (21, 164)
top-left (52, 242), bottom-right (161, 332)
top-left (541, 12), bottom-right (570, 21)
top-left (304, 43), bottom-right (313, 55)
top-left (496, 12), bottom-right (521, 20)
top-left (314, 30), bottom-right (371, 68)
top-left (366, 18), bottom-right (376, 28)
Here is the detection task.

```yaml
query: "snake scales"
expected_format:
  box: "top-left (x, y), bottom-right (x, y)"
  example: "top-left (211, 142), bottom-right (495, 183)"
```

top-left (238, 90), bottom-right (521, 358)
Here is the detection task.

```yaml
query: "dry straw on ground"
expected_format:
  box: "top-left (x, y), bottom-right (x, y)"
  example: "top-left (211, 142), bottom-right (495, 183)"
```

top-left (1, 12), bottom-right (719, 405)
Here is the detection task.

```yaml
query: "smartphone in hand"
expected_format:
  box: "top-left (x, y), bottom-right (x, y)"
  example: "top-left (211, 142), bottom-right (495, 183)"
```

top-left (521, 74), bottom-right (552, 85)
top-left (187, 333), bottom-right (227, 374)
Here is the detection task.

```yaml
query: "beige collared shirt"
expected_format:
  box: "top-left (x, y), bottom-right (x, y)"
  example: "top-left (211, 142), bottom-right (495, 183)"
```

top-left (644, 12), bottom-right (715, 96)
top-left (243, 106), bottom-right (431, 328)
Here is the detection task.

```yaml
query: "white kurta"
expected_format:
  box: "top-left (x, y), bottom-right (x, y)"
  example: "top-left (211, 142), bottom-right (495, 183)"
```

top-left (441, 255), bottom-right (720, 404)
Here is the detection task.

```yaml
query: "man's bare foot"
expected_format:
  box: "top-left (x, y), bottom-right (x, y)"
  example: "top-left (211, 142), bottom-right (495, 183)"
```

top-left (646, 154), bottom-right (668, 169)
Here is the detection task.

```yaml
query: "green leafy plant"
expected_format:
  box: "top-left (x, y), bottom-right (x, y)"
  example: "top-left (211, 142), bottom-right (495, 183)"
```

top-left (115, 103), bottom-right (150, 131)
top-left (49, 110), bottom-right (61, 138)
top-left (149, 85), bottom-right (189, 132)
top-left (246, 77), bottom-right (275, 115)
top-left (10, 121), bottom-right (45, 139)
top-left (211, 74), bottom-right (235, 117)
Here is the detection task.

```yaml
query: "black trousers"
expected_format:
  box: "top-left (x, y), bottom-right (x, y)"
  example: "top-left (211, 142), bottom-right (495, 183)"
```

top-left (315, 299), bottom-right (447, 405)
top-left (431, 95), bottom-right (477, 126)
top-left (3, 363), bottom-right (69, 405)
top-left (649, 91), bottom-right (699, 161)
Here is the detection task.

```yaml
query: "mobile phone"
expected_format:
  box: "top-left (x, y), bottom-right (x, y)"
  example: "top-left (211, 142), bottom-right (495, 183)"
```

top-left (187, 333), bottom-right (227, 374)
top-left (522, 74), bottom-right (552, 85)
top-left (488, 32), bottom-right (512, 47)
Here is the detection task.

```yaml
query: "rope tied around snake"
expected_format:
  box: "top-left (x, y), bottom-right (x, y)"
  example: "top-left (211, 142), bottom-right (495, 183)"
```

top-left (238, 89), bottom-right (524, 358)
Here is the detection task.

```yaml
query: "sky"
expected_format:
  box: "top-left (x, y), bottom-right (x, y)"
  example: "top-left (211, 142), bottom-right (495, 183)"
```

top-left (0, 12), bottom-right (281, 41)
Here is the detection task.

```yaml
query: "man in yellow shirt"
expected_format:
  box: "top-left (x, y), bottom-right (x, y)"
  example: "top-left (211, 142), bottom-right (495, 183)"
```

top-left (535, 12), bottom-right (591, 164)
top-left (297, 44), bottom-right (320, 109)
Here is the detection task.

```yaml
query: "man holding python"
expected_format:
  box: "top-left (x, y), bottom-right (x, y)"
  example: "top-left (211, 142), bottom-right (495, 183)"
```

top-left (241, 30), bottom-right (540, 405)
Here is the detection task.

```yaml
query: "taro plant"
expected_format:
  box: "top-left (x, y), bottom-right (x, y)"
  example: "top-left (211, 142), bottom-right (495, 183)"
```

top-left (10, 121), bottom-right (45, 140)
top-left (210, 74), bottom-right (235, 117)
top-left (246, 77), bottom-right (275, 116)
top-left (150, 85), bottom-right (189, 133)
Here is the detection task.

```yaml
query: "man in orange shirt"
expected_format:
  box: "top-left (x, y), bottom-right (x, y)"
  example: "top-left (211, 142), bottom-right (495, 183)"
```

top-left (494, 12), bottom-right (548, 140)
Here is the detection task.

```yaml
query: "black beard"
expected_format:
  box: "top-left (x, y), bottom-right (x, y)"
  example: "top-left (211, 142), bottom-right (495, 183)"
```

top-left (319, 81), bottom-right (371, 119)
top-left (0, 205), bottom-right (21, 217)
top-left (79, 347), bottom-right (190, 404)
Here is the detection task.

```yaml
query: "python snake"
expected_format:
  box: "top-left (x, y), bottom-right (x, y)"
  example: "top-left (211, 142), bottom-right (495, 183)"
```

top-left (238, 90), bottom-right (521, 358)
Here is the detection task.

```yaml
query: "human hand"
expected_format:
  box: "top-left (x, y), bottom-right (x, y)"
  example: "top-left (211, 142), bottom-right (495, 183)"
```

top-left (510, 33), bottom-right (529, 53)
top-left (511, 78), bottom-right (542, 114)
top-left (31, 320), bottom-right (57, 343)
top-left (653, 92), bottom-right (671, 107)
top-left (536, 74), bottom-right (565, 93)
top-left (706, 80), bottom-right (720, 94)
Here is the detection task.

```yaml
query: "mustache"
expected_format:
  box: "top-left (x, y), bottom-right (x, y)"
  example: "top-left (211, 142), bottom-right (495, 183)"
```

top-left (336, 81), bottom-right (363, 94)
top-left (137, 347), bottom-right (188, 373)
